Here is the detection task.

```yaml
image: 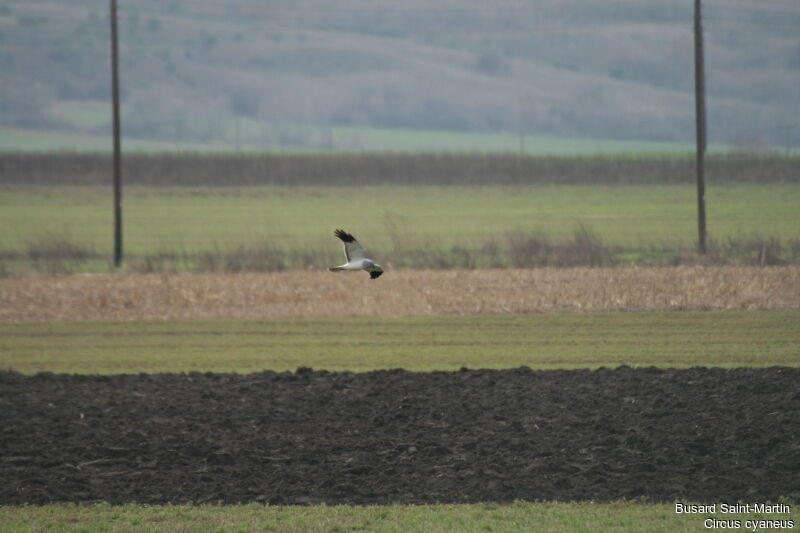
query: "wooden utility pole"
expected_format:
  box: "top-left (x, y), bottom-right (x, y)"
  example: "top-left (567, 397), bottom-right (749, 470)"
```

top-left (694, 0), bottom-right (707, 254)
top-left (110, 0), bottom-right (123, 266)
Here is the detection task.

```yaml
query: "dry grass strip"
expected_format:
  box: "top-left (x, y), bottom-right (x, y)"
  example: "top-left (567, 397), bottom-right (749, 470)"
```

top-left (2, 266), bottom-right (798, 323)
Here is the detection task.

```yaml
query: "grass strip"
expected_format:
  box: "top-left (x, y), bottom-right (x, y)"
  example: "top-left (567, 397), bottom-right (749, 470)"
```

top-left (1, 501), bottom-right (795, 533)
top-left (1, 311), bottom-right (797, 374)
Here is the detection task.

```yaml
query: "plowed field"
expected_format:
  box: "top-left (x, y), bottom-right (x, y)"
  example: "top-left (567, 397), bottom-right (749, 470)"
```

top-left (2, 366), bottom-right (798, 505)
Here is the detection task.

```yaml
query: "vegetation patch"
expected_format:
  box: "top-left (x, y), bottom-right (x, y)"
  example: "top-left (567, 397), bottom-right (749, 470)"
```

top-left (2, 311), bottom-right (798, 374)
top-left (0, 500), bottom-right (762, 533)
top-left (1, 177), bottom-right (798, 273)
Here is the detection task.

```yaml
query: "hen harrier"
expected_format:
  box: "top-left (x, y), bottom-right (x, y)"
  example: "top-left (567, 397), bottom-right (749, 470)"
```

top-left (329, 229), bottom-right (384, 279)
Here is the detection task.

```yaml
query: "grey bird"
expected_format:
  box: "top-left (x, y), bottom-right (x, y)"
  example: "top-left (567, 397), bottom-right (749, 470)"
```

top-left (329, 229), bottom-right (384, 279)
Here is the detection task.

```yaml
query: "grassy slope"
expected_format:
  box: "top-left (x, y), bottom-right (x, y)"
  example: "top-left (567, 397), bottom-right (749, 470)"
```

top-left (1, 184), bottom-right (798, 258)
top-left (5, 1), bottom-right (799, 152)
top-left (2, 311), bottom-right (798, 374)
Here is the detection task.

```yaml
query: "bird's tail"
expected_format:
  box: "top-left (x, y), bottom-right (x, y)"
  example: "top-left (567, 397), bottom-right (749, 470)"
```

top-left (329, 266), bottom-right (344, 272)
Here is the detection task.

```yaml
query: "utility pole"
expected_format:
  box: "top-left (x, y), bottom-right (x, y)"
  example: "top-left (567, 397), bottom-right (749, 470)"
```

top-left (110, 0), bottom-right (123, 266)
top-left (694, 0), bottom-right (707, 254)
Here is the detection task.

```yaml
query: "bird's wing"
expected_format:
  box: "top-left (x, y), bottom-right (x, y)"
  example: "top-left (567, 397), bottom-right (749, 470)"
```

top-left (334, 229), bottom-right (367, 261)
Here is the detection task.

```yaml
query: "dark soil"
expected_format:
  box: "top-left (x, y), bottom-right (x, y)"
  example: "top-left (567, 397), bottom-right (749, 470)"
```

top-left (2, 367), bottom-right (799, 505)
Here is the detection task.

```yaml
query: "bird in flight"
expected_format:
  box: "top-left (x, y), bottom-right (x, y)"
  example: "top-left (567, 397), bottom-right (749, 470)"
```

top-left (329, 229), bottom-right (384, 279)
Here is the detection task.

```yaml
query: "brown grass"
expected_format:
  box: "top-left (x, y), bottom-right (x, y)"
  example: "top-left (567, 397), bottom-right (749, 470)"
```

top-left (1, 266), bottom-right (798, 322)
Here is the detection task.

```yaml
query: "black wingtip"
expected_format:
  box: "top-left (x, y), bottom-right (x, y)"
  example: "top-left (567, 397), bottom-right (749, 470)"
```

top-left (370, 270), bottom-right (383, 279)
top-left (334, 229), bottom-right (356, 243)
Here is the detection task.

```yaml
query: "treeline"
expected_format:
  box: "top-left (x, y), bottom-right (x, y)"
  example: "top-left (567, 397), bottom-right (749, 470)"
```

top-left (2, 153), bottom-right (799, 186)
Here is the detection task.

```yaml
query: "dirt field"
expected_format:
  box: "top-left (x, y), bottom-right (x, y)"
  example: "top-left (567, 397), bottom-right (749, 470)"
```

top-left (2, 266), bottom-right (798, 322)
top-left (2, 366), bottom-right (798, 505)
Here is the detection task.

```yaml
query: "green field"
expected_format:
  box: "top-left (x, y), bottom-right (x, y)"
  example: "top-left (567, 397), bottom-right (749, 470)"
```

top-left (2, 183), bottom-right (798, 271)
top-left (0, 122), bottom-right (722, 155)
top-left (4, 500), bottom-right (790, 533)
top-left (2, 311), bottom-right (798, 375)
top-left (0, 127), bottom-right (230, 153)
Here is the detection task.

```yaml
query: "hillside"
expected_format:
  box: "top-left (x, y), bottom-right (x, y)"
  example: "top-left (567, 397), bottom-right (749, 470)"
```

top-left (1, 0), bottom-right (798, 151)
